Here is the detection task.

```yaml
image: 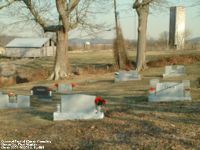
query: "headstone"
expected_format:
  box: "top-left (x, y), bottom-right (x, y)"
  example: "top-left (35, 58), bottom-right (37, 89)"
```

top-left (53, 94), bottom-right (104, 120)
top-left (0, 93), bottom-right (9, 109)
top-left (163, 65), bottom-right (185, 77)
top-left (115, 70), bottom-right (141, 82)
top-left (0, 93), bottom-right (30, 109)
top-left (16, 95), bottom-right (30, 108)
top-left (57, 83), bottom-right (73, 94)
top-left (148, 79), bottom-right (191, 102)
top-left (31, 86), bottom-right (52, 101)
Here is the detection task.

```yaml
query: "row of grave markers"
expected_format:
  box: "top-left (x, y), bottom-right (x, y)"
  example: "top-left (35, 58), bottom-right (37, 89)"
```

top-left (0, 65), bottom-right (192, 120)
top-left (0, 83), bottom-right (104, 121)
top-left (115, 65), bottom-right (192, 102)
top-left (114, 65), bottom-right (185, 82)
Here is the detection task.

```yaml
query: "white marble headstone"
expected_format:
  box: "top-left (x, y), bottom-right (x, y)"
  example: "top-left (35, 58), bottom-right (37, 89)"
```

top-left (163, 65), bottom-right (185, 77)
top-left (17, 95), bottom-right (30, 108)
top-left (0, 93), bottom-right (9, 109)
top-left (54, 94), bottom-right (104, 120)
top-left (0, 93), bottom-right (30, 109)
top-left (115, 70), bottom-right (141, 82)
top-left (148, 79), bottom-right (191, 102)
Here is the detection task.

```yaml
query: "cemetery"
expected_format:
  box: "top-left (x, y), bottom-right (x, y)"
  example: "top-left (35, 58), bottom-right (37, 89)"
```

top-left (0, 50), bottom-right (200, 149)
top-left (0, 0), bottom-right (200, 149)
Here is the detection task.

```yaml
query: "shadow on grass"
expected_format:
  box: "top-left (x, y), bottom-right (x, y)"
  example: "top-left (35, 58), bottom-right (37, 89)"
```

top-left (27, 109), bottom-right (53, 121)
top-left (124, 96), bottom-right (148, 103)
top-left (143, 75), bottom-right (163, 78)
top-left (79, 118), bottom-right (197, 149)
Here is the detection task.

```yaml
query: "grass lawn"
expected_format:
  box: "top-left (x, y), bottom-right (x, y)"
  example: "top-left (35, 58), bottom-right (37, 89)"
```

top-left (0, 49), bottom-right (200, 149)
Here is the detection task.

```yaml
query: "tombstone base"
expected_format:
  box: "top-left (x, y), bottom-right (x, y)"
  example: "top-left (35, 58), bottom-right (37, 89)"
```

top-left (31, 96), bottom-right (52, 102)
top-left (7, 103), bottom-right (18, 108)
top-left (115, 76), bottom-right (141, 82)
top-left (115, 70), bottom-right (141, 82)
top-left (163, 73), bottom-right (185, 78)
top-left (53, 112), bottom-right (104, 121)
top-left (148, 95), bottom-right (192, 102)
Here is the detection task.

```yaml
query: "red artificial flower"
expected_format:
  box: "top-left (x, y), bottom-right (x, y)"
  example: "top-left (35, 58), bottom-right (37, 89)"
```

top-left (71, 83), bottom-right (77, 88)
top-left (95, 96), bottom-right (106, 105)
top-left (102, 99), bottom-right (106, 105)
top-left (95, 96), bottom-right (102, 104)
top-left (149, 87), bottom-right (155, 92)
top-left (54, 83), bottom-right (58, 88)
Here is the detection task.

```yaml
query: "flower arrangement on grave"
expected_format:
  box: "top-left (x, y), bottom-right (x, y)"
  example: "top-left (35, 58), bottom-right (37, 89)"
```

top-left (95, 96), bottom-right (106, 113)
top-left (149, 87), bottom-right (156, 95)
top-left (54, 83), bottom-right (58, 88)
top-left (8, 92), bottom-right (16, 97)
top-left (71, 83), bottom-right (77, 88)
top-left (95, 96), bottom-right (106, 106)
top-left (149, 87), bottom-right (155, 92)
top-left (49, 83), bottom-right (58, 92)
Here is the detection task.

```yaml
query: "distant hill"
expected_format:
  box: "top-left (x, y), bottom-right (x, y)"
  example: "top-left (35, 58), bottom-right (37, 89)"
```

top-left (188, 37), bottom-right (200, 43)
top-left (69, 38), bottom-right (114, 45)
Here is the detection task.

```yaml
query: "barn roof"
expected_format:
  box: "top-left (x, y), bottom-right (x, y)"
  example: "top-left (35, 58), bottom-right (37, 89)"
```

top-left (6, 38), bottom-right (50, 48)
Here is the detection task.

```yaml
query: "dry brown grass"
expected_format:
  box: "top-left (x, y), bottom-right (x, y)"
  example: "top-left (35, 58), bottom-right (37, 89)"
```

top-left (0, 50), bottom-right (200, 149)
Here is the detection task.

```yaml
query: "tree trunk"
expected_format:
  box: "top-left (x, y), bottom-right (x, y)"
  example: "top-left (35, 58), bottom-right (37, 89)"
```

top-left (49, 28), bottom-right (70, 80)
top-left (136, 5), bottom-right (149, 71)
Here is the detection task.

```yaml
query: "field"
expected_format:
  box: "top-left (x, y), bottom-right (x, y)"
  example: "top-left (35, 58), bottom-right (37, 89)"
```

top-left (0, 49), bottom-right (200, 150)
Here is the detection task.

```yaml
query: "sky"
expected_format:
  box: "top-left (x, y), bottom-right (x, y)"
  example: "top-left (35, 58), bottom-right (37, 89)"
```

top-left (91, 0), bottom-right (200, 40)
top-left (0, 0), bottom-right (200, 40)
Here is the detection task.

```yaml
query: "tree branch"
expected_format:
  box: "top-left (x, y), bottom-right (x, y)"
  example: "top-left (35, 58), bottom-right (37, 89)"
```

top-left (133, 0), bottom-right (154, 9)
top-left (0, 0), bottom-right (16, 9)
top-left (68, 0), bottom-right (80, 13)
top-left (56, 0), bottom-right (68, 30)
top-left (22, 0), bottom-right (47, 29)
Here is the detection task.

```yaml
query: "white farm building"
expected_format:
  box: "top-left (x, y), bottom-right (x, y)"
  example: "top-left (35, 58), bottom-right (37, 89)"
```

top-left (5, 38), bottom-right (56, 58)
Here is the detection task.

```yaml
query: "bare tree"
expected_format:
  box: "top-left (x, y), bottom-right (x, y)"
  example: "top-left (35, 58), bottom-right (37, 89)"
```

top-left (0, 0), bottom-right (106, 80)
top-left (0, 0), bottom-right (16, 9)
top-left (159, 31), bottom-right (169, 48)
top-left (22, 0), bottom-right (81, 80)
top-left (133, 0), bottom-right (167, 71)
top-left (113, 0), bottom-right (129, 69)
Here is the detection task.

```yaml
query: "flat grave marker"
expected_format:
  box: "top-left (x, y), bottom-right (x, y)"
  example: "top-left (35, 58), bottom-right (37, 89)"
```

top-left (115, 70), bottom-right (141, 82)
top-left (163, 65), bottom-right (185, 77)
top-left (54, 94), bottom-right (104, 120)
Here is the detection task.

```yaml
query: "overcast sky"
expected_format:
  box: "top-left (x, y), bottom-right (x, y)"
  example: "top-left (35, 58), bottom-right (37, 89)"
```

top-left (82, 0), bottom-right (200, 40)
top-left (0, 0), bottom-right (200, 40)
